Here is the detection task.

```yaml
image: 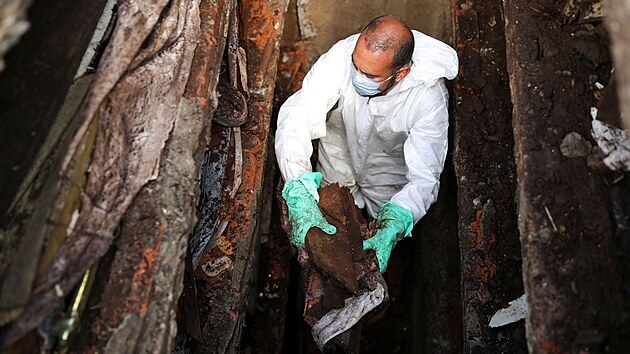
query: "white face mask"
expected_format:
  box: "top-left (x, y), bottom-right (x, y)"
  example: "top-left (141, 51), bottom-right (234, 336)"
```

top-left (351, 65), bottom-right (397, 96)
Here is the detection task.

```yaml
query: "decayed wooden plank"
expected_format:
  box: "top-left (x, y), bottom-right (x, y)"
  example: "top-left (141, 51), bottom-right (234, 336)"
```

top-left (0, 0), bottom-right (201, 347)
top-left (241, 47), bottom-right (304, 353)
top-left (504, 1), bottom-right (629, 351)
top-left (606, 0), bottom-right (630, 129)
top-left (193, 0), bottom-right (288, 352)
top-left (452, 1), bottom-right (524, 352)
top-left (68, 2), bottom-right (217, 353)
top-left (69, 0), bottom-right (232, 351)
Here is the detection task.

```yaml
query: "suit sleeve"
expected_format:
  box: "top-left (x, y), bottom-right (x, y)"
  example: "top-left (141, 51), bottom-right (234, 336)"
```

top-left (275, 41), bottom-right (349, 181)
top-left (390, 80), bottom-right (449, 224)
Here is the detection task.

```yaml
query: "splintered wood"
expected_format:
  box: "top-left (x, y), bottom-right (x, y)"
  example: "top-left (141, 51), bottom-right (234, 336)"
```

top-left (282, 183), bottom-right (386, 353)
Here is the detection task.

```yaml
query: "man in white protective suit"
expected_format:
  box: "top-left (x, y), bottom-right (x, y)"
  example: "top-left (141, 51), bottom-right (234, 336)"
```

top-left (275, 15), bottom-right (458, 272)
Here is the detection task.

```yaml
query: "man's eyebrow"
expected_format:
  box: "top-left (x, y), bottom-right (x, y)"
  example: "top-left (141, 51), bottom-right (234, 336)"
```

top-left (351, 55), bottom-right (377, 78)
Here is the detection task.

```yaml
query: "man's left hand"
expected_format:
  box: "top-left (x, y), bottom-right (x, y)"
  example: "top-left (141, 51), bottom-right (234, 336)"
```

top-left (363, 202), bottom-right (414, 273)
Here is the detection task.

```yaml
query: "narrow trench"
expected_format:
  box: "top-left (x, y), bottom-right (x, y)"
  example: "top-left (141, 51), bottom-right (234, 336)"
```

top-left (240, 89), bottom-right (462, 353)
top-left (240, 1), bottom-right (463, 352)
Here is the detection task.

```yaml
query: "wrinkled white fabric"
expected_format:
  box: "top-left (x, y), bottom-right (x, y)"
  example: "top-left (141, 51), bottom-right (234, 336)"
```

top-left (275, 30), bottom-right (458, 223)
top-left (311, 283), bottom-right (386, 350)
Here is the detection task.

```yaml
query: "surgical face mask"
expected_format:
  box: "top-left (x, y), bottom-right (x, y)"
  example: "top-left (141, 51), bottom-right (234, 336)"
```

top-left (351, 65), bottom-right (397, 96)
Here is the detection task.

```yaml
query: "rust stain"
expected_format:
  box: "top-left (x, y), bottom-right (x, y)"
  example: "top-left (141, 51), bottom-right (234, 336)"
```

top-left (473, 256), bottom-right (497, 283)
top-left (138, 298), bottom-right (149, 318)
top-left (468, 208), bottom-right (497, 283)
top-left (124, 223), bottom-right (164, 317)
top-left (469, 209), bottom-right (484, 251)
top-left (132, 238), bottom-right (162, 291)
top-left (277, 46), bottom-right (307, 96)
top-left (215, 236), bottom-right (234, 255)
top-left (196, 72), bottom-right (208, 99)
top-left (539, 340), bottom-right (567, 354)
top-left (244, 1), bottom-right (276, 52)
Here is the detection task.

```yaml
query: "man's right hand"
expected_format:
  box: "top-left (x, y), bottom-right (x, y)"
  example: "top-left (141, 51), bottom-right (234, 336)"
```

top-left (282, 172), bottom-right (337, 247)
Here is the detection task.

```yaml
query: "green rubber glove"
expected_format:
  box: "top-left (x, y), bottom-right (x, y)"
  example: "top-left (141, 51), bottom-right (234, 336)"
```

top-left (282, 171), bottom-right (337, 247)
top-left (363, 202), bottom-right (414, 273)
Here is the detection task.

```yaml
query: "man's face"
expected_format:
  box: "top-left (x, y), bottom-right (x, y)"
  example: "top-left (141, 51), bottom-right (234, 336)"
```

top-left (351, 36), bottom-right (398, 93)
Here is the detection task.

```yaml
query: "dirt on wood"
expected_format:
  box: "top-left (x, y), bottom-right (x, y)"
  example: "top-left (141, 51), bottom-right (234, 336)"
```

top-left (505, 1), bottom-right (630, 351)
top-left (453, 1), bottom-right (525, 351)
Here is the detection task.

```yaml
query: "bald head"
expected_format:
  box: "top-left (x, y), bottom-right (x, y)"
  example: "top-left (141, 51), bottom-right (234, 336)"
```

top-left (360, 15), bottom-right (414, 71)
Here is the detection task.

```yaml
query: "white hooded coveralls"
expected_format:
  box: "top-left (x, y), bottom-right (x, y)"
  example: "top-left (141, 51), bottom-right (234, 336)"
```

top-left (275, 30), bottom-right (458, 224)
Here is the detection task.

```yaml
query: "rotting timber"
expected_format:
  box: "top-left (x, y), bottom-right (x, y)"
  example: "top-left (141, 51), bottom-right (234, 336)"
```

top-left (504, 1), bottom-right (630, 351)
top-left (453, 0), bottom-right (524, 351)
top-left (188, 0), bottom-right (289, 352)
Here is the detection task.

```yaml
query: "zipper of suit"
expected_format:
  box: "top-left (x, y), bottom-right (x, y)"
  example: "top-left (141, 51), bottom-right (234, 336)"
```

top-left (356, 97), bottom-right (373, 181)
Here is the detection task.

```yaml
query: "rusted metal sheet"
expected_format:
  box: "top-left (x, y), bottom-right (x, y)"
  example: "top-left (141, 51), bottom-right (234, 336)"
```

top-left (241, 42), bottom-right (308, 352)
top-left (504, 1), bottom-right (630, 351)
top-left (452, 1), bottom-right (524, 352)
top-left (241, 146), bottom-right (293, 353)
top-left (193, 0), bottom-right (288, 352)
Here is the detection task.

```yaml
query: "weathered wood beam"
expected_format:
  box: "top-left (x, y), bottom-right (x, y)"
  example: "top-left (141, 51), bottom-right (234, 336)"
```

top-left (504, 1), bottom-right (629, 351)
top-left (606, 0), bottom-right (630, 129)
top-left (68, 0), bottom-right (233, 349)
top-left (0, 0), bottom-right (202, 347)
top-left (452, 1), bottom-right (524, 351)
top-left (193, 0), bottom-right (288, 352)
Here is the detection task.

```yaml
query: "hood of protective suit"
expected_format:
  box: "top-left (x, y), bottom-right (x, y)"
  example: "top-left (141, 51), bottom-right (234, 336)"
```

top-left (399, 30), bottom-right (459, 89)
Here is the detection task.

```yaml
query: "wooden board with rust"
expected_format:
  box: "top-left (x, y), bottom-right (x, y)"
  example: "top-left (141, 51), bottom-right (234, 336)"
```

top-left (504, 1), bottom-right (630, 351)
top-left (452, 1), bottom-right (524, 351)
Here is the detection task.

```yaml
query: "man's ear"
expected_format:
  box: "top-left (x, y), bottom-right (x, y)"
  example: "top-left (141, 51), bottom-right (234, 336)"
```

top-left (395, 66), bottom-right (411, 82)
